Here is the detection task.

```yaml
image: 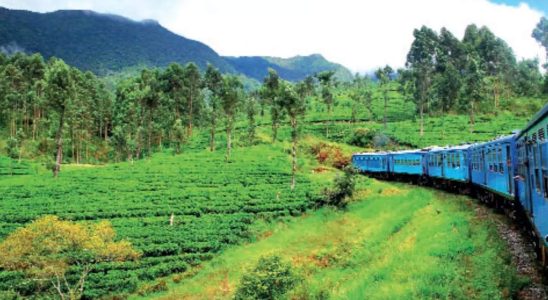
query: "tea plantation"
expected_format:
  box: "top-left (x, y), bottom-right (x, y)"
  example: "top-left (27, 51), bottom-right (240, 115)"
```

top-left (0, 144), bottom-right (323, 298)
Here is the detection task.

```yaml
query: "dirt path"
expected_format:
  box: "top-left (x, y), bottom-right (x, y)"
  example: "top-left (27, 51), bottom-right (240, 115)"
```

top-left (475, 205), bottom-right (547, 300)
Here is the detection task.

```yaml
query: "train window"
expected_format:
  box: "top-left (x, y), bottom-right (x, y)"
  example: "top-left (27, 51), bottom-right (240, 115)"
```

top-left (540, 128), bottom-right (545, 141)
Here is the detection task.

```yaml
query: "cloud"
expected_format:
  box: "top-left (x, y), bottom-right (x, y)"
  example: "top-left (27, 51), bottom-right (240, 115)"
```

top-left (0, 0), bottom-right (544, 72)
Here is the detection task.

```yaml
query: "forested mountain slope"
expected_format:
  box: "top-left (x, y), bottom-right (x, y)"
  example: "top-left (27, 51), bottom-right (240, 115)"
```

top-left (0, 7), bottom-right (234, 74)
top-left (0, 7), bottom-right (353, 81)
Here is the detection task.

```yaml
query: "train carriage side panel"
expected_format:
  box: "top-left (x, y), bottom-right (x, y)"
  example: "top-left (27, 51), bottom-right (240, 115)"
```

top-left (516, 103), bottom-right (548, 248)
top-left (391, 151), bottom-right (426, 176)
top-left (471, 135), bottom-right (517, 200)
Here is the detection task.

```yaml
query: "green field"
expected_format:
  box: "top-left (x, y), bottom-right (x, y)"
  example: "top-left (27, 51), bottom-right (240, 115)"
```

top-left (131, 178), bottom-right (524, 300)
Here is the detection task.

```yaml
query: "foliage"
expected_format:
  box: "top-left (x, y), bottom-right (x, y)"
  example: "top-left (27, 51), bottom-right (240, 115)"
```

top-left (0, 215), bottom-right (140, 300)
top-left (234, 255), bottom-right (300, 300)
top-left (319, 166), bottom-right (356, 209)
top-left (0, 145), bottom-right (322, 298)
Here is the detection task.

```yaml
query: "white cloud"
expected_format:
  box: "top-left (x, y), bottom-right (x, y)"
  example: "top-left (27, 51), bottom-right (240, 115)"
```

top-left (0, 0), bottom-right (545, 72)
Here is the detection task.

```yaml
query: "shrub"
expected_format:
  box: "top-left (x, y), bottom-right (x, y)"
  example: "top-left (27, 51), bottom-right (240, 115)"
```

top-left (234, 255), bottom-right (300, 300)
top-left (137, 280), bottom-right (168, 296)
top-left (319, 166), bottom-right (357, 209)
top-left (347, 128), bottom-right (376, 147)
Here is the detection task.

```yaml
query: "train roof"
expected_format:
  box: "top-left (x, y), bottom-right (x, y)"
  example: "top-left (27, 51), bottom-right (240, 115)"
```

top-left (517, 103), bottom-right (548, 138)
top-left (428, 144), bottom-right (472, 152)
top-left (469, 134), bottom-right (517, 148)
top-left (352, 151), bottom-right (389, 156)
top-left (390, 149), bottom-right (427, 155)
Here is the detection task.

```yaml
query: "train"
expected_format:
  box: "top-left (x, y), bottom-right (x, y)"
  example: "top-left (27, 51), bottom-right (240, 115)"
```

top-left (352, 104), bottom-right (548, 266)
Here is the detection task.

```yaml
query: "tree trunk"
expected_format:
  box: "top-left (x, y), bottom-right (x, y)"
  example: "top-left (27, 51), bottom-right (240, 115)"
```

top-left (272, 122), bottom-right (278, 143)
top-left (210, 119), bottom-right (216, 152)
top-left (188, 95), bottom-right (193, 137)
top-left (493, 78), bottom-right (499, 110)
top-left (383, 88), bottom-right (388, 130)
top-left (53, 109), bottom-right (65, 178)
top-left (470, 100), bottom-right (475, 133)
top-left (419, 101), bottom-right (424, 137)
top-left (290, 117), bottom-right (297, 190)
top-left (226, 119), bottom-right (232, 162)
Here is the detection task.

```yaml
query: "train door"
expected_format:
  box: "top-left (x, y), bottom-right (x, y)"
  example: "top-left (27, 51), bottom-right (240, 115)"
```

top-left (506, 144), bottom-right (513, 195)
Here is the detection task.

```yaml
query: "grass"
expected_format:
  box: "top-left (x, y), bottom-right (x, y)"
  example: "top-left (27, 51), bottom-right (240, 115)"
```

top-left (132, 177), bottom-right (523, 300)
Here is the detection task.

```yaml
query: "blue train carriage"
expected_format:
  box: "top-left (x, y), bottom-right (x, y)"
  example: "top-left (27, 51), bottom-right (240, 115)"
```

top-left (469, 135), bottom-right (517, 206)
top-left (426, 145), bottom-right (472, 190)
top-left (515, 103), bottom-right (548, 265)
top-left (352, 152), bottom-right (390, 178)
top-left (389, 150), bottom-right (428, 182)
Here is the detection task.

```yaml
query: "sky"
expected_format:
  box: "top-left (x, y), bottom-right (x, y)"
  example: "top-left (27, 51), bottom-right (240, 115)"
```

top-left (0, 0), bottom-right (545, 73)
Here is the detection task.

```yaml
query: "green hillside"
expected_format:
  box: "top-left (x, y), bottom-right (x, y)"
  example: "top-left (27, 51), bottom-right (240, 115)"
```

top-left (0, 8), bottom-right (233, 74)
top-left (226, 54), bottom-right (353, 82)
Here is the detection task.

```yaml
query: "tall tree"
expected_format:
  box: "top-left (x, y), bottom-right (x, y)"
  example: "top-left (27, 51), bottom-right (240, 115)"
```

top-left (463, 54), bottom-right (484, 132)
top-left (375, 66), bottom-right (393, 129)
top-left (246, 93), bottom-right (259, 145)
top-left (220, 75), bottom-right (242, 162)
top-left (406, 26), bottom-right (439, 136)
top-left (533, 17), bottom-right (548, 70)
top-left (161, 63), bottom-right (185, 121)
top-left (203, 64), bottom-right (223, 151)
top-left (262, 69), bottom-right (283, 142)
top-left (182, 63), bottom-right (202, 137)
top-left (45, 59), bottom-right (75, 177)
top-left (316, 70), bottom-right (335, 138)
top-left (280, 81), bottom-right (306, 190)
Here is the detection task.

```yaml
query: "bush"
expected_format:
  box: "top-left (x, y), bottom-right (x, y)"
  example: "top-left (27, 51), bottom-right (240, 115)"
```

top-left (137, 280), bottom-right (168, 296)
top-left (347, 128), bottom-right (376, 147)
top-left (234, 255), bottom-right (300, 300)
top-left (372, 133), bottom-right (391, 148)
top-left (319, 166), bottom-right (357, 209)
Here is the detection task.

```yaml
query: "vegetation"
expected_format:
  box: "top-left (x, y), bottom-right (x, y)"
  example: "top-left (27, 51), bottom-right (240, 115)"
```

top-left (0, 10), bottom-right (546, 299)
top-left (136, 178), bottom-right (525, 300)
top-left (0, 216), bottom-right (139, 300)
top-left (234, 255), bottom-right (300, 300)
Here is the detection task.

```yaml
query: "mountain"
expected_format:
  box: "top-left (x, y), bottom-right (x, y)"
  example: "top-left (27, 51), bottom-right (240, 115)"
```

top-left (0, 7), bottom-right (234, 74)
top-left (225, 54), bottom-right (354, 82)
top-left (0, 7), bottom-right (353, 81)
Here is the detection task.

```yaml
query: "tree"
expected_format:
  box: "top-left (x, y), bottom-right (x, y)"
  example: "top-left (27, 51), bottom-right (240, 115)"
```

top-left (245, 93), bottom-right (259, 146)
top-left (514, 59), bottom-right (543, 96)
top-left (220, 75), bottom-right (242, 162)
top-left (234, 255), bottom-right (300, 300)
top-left (320, 166), bottom-right (356, 209)
top-left (406, 26), bottom-right (439, 136)
top-left (463, 54), bottom-right (484, 132)
top-left (203, 64), bottom-right (223, 151)
top-left (0, 215), bottom-right (140, 300)
top-left (182, 63), bottom-right (202, 137)
top-left (533, 17), bottom-right (548, 70)
top-left (374, 66), bottom-right (393, 129)
top-left (280, 81), bottom-right (306, 190)
top-left (45, 59), bottom-right (75, 177)
top-left (262, 69), bottom-right (283, 142)
top-left (316, 70), bottom-right (335, 137)
top-left (349, 74), bottom-right (371, 123)
top-left (171, 118), bottom-right (186, 154)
